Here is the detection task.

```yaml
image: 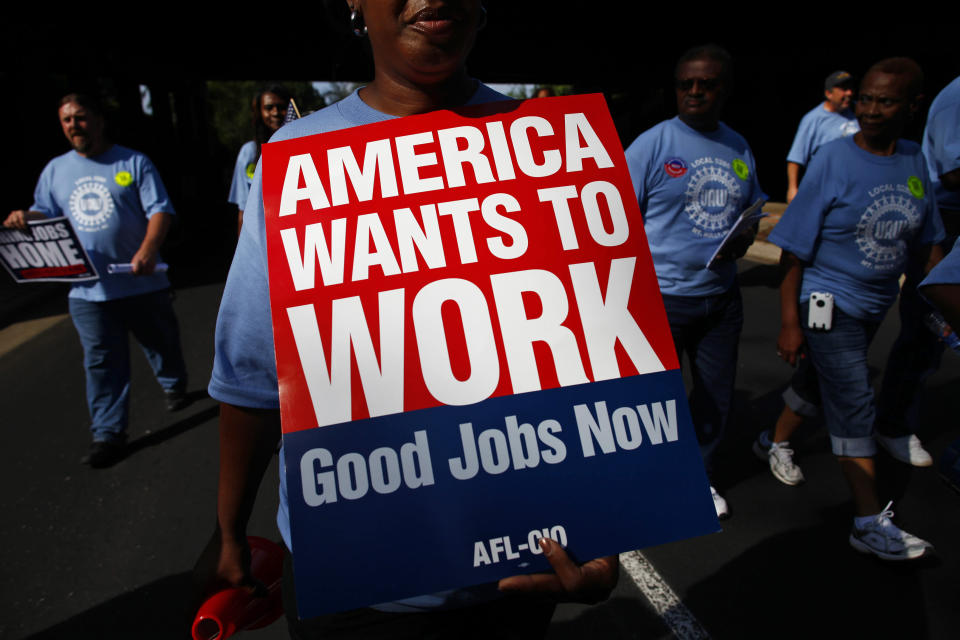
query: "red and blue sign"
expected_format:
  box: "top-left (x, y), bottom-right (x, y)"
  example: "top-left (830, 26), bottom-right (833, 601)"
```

top-left (261, 94), bottom-right (718, 617)
top-left (664, 157), bottom-right (688, 178)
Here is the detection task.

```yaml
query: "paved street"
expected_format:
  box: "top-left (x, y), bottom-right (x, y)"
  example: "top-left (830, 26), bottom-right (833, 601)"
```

top-left (2, 257), bottom-right (958, 640)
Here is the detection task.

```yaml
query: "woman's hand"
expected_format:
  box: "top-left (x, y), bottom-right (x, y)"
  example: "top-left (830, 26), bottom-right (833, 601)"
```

top-left (777, 322), bottom-right (804, 366)
top-left (498, 538), bottom-right (619, 604)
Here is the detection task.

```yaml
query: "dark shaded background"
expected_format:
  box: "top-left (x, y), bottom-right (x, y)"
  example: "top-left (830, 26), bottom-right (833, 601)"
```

top-left (3, 8), bottom-right (959, 294)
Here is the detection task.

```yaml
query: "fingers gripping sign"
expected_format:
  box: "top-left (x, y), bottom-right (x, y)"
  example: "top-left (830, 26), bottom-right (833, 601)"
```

top-left (498, 538), bottom-right (619, 604)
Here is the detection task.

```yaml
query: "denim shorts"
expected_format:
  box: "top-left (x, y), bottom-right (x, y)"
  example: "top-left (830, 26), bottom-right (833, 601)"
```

top-left (800, 301), bottom-right (881, 457)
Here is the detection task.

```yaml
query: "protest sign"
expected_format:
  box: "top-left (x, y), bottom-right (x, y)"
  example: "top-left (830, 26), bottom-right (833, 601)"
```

top-left (261, 94), bottom-right (718, 617)
top-left (0, 217), bottom-right (97, 283)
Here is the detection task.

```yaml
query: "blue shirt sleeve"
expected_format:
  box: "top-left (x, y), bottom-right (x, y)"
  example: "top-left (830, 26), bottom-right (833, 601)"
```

top-left (768, 150), bottom-right (832, 261)
top-left (136, 154), bottom-right (175, 217)
top-left (929, 103), bottom-right (960, 177)
top-left (921, 237), bottom-right (960, 287)
top-left (786, 113), bottom-right (815, 166)
top-left (30, 163), bottom-right (60, 218)
top-left (625, 131), bottom-right (654, 216)
top-left (745, 144), bottom-right (768, 205)
top-left (916, 167), bottom-right (946, 247)
top-left (209, 158), bottom-right (281, 409)
top-left (228, 141), bottom-right (256, 209)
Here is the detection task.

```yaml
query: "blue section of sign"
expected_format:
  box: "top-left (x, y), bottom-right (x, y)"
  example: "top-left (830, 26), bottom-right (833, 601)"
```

top-left (285, 369), bottom-right (718, 617)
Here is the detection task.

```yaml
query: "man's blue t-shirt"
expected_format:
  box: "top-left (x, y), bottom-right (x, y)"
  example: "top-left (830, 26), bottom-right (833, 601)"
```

top-left (208, 84), bottom-right (510, 612)
top-left (30, 145), bottom-right (174, 301)
top-left (770, 135), bottom-right (945, 321)
top-left (786, 103), bottom-right (859, 167)
top-left (625, 116), bottom-right (767, 297)
top-left (922, 75), bottom-right (960, 211)
top-left (228, 140), bottom-right (258, 210)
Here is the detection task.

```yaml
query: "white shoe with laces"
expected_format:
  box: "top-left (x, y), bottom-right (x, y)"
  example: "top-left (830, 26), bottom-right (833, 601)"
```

top-left (753, 431), bottom-right (805, 486)
top-left (849, 501), bottom-right (933, 561)
top-left (768, 442), bottom-right (805, 486)
top-left (876, 434), bottom-right (933, 467)
top-left (711, 486), bottom-right (729, 520)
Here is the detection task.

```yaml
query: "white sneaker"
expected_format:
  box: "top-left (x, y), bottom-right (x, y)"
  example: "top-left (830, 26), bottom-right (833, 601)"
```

top-left (849, 502), bottom-right (933, 561)
top-left (876, 434), bottom-right (933, 467)
top-left (768, 442), bottom-right (805, 486)
top-left (711, 486), bottom-right (729, 519)
top-left (753, 431), bottom-right (804, 486)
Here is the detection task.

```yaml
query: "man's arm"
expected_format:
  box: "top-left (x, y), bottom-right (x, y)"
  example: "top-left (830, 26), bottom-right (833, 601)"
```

top-left (130, 212), bottom-right (172, 275)
top-left (777, 250), bottom-right (805, 366)
top-left (193, 403), bottom-right (281, 596)
top-left (786, 162), bottom-right (803, 204)
top-left (4, 210), bottom-right (48, 230)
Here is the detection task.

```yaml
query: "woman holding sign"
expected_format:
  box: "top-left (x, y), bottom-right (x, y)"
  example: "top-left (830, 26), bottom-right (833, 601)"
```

top-left (198, 2), bottom-right (618, 637)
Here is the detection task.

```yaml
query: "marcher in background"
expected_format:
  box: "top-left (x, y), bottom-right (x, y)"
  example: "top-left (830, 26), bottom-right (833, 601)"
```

top-left (768, 58), bottom-right (943, 560)
top-left (922, 74), bottom-right (960, 236)
top-left (228, 85), bottom-right (292, 234)
top-left (4, 93), bottom-right (189, 468)
top-left (871, 74), bottom-right (960, 466)
top-left (755, 71), bottom-right (960, 484)
top-left (625, 44), bottom-right (767, 519)
top-left (786, 70), bottom-right (859, 203)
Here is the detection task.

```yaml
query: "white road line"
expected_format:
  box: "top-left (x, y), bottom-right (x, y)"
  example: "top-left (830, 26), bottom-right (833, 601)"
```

top-left (620, 550), bottom-right (711, 640)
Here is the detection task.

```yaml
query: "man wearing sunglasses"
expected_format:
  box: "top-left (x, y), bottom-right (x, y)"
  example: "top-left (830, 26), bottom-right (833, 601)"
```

top-left (626, 45), bottom-right (767, 519)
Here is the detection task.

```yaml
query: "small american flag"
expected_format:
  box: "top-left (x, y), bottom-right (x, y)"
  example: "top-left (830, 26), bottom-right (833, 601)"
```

top-left (284, 99), bottom-right (301, 124)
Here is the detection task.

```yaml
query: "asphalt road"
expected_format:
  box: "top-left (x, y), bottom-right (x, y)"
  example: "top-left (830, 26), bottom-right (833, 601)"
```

top-left (2, 258), bottom-right (958, 640)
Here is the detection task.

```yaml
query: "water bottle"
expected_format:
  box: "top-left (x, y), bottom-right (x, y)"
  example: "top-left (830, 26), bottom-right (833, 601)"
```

top-left (924, 311), bottom-right (960, 352)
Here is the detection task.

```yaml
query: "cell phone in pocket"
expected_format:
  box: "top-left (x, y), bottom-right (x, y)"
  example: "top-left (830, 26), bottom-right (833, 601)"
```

top-left (808, 292), bottom-right (834, 330)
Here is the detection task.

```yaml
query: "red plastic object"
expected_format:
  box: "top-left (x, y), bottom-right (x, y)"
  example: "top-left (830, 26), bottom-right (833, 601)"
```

top-left (192, 536), bottom-right (285, 640)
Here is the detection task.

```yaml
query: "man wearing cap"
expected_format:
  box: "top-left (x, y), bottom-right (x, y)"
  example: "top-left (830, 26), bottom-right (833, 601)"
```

top-left (786, 71), bottom-right (860, 203)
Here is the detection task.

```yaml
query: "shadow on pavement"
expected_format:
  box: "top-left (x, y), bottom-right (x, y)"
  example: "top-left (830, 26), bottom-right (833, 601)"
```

top-left (125, 401), bottom-right (218, 458)
top-left (548, 595), bottom-right (670, 639)
top-left (684, 513), bottom-right (936, 639)
top-left (23, 572), bottom-right (197, 640)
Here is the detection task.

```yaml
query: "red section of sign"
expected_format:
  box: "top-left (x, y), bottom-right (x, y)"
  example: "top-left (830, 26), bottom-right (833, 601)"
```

top-left (20, 264), bottom-right (89, 278)
top-left (262, 94), bottom-right (678, 434)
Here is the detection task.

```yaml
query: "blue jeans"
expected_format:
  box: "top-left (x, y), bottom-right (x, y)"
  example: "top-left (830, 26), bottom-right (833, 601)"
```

top-left (801, 303), bottom-right (880, 457)
top-left (661, 285), bottom-right (743, 476)
top-left (69, 289), bottom-right (187, 442)
top-left (782, 347), bottom-right (821, 417)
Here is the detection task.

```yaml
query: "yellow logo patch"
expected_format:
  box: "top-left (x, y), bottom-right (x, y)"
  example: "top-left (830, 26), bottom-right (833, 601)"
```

top-left (907, 176), bottom-right (924, 199)
top-left (732, 158), bottom-right (749, 181)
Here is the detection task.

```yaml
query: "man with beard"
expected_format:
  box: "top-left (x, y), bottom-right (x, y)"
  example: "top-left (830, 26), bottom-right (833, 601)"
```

top-left (4, 93), bottom-right (189, 468)
top-left (786, 71), bottom-right (860, 203)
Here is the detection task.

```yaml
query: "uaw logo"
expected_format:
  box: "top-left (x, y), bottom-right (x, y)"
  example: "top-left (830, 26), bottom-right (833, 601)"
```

top-left (683, 159), bottom-right (741, 238)
top-left (664, 157), bottom-right (687, 178)
top-left (855, 190), bottom-right (921, 271)
top-left (68, 176), bottom-right (115, 232)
